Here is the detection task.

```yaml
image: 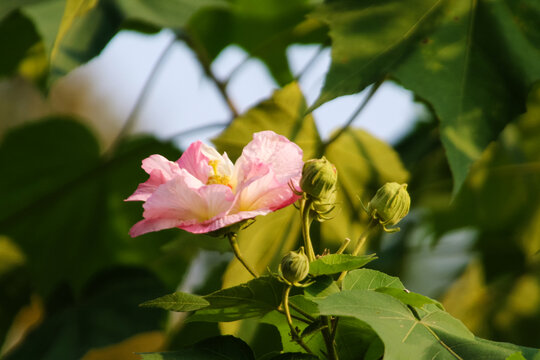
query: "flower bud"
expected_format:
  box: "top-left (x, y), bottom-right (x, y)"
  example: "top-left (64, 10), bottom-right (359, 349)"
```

top-left (279, 247), bottom-right (310, 285)
top-left (366, 182), bottom-right (410, 232)
top-left (300, 157), bottom-right (338, 201)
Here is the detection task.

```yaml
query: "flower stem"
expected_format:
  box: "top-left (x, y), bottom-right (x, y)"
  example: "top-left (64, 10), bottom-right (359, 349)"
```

top-left (227, 233), bottom-right (258, 278)
top-left (321, 317), bottom-right (339, 360)
top-left (283, 285), bottom-right (315, 355)
top-left (300, 197), bottom-right (316, 262)
top-left (337, 220), bottom-right (377, 284)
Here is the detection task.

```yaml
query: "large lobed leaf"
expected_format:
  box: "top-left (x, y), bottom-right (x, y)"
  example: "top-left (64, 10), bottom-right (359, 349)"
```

top-left (3, 267), bottom-right (167, 360)
top-left (188, 0), bottom-right (327, 85)
top-left (140, 292), bottom-right (209, 312)
top-left (188, 276), bottom-right (285, 323)
top-left (0, 118), bottom-right (185, 296)
top-left (310, 0), bottom-right (445, 109)
top-left (394, 0), bottom-right (540, 195)
top-left (315, 290), bottom-right (540, 360)
top-left (139, 335), bottom-right (255, 360)
top-left (308, 253), bottom-right (377, 276)
top-left (312, 0), bottom-right (540, 195)
top-left (9, 0), bottom-right (229, 85)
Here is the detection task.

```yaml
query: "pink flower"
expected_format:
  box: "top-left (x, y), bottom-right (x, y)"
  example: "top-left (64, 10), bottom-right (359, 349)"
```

top-left (126, 131), bottom-right (304, 236)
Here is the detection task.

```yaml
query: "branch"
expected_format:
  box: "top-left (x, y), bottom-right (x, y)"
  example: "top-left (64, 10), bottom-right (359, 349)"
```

top-left (179, 31), bottom-right (239, 119)
top-left (320, 78), bottom-right (385, 152)
top-left (106, 36), bottom-right (177, 157)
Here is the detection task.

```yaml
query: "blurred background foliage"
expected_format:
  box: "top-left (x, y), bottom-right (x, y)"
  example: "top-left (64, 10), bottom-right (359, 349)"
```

top-left (0, 0), bottom-right (539, 359)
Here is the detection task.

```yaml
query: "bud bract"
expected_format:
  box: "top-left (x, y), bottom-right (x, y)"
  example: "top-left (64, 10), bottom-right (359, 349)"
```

top-left (279, 247), bottom-right (310, 285)
top-left (366, 182), bottom-right (410, 232)
top-left (300, 157), bottom-right (338, 201)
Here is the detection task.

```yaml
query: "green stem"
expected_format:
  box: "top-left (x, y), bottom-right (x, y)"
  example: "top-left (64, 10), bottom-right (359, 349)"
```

top-left (320, 78), bottom-right (384, 153)
top-left (321, 316), bottom-right (338, 360)
top-left (337, 220), bottom-right (377, 284)
top-left (227, 233), bottom-right (258, 278)
top-left (289, 302), bottom-right (316, 322)
top-left (276, 308), bottom-right (312, 324)
top-left (300, 197), bottom-right (316, 261)
top-left (283, 286), bottom-right (315, 355)
top-left (179, 31), bottom-right (239, 118)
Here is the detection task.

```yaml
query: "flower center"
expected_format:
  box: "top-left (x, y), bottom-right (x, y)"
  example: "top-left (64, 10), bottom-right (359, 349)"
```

top-left (207, 160), bottom-right (231, 187)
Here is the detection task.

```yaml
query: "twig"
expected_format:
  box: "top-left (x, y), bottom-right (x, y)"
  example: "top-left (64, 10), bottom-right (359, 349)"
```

top-left (228, 233), bottom-right (258, 278)
top-left (165, 121), bottom-right (227, 141)
top-left (300, 197), bottom-right (317, 261)
top-left (178, 32), bottom-right (239, 118)
top-left (295, 42), bottom-right (329, 81)
top-left (321, 78), bottom-right (385, 152)
top-left (289, 302), bottom-right (316, 322)
top-left (283, 286), bottom-right (315, 355)
top-left (105, 36), bottom-right (177, 157)
top-left (276, 308), bottom-right (312, 325)
top-left (336, 221), bottom-right (377, 284)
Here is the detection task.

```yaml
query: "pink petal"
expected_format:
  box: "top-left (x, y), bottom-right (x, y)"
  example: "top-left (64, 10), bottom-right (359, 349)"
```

top-left (180, 209), bottom-right (272, 234)
top-left (129, 218), bottom-right (185, 237)
top-left (176, 141), bottom-right (213, 183)
top-left (129, 175), bottom-right (234, 237)
top-left (126, 155), bottom-right (184, 201)
top-left (237, 131), bottom-right (304, 184)
top-left (233, 168), bottom-right (300, 213)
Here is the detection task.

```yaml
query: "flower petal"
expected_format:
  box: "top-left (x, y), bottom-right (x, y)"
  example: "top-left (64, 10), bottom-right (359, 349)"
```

top-left (180, 209), bottom-right (272, 234)
top-left (129, 173), bottom-right (234, 236)
top-left (233, 168), bottom-right (299, 213)
top-left (235, 130), bottom-right (304, 184)
top-left (126, 155), bottom-right (184, 201)
top-left (177, 141), bottom-right (234, 183)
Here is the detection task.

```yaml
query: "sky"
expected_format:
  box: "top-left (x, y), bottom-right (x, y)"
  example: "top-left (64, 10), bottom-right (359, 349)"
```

top-left (49, 29), bottom-right (425, 151)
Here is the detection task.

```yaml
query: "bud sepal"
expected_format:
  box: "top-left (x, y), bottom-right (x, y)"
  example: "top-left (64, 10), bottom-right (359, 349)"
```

top-left (278, 247), bottom-right (314, 287)
top-left (363, 182), bottom-right (410, 233)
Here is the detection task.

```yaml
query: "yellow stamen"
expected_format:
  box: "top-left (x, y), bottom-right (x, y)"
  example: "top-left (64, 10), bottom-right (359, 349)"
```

top-left (207, 160), bottom-right (231, 187)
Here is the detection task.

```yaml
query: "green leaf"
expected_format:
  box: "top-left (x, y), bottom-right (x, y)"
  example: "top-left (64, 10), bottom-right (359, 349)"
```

top-left (310, 0), bottom-right (445, 108)
top-left (114, 0), bottom-right (227, 29)
top-left (4, 267), bottom-right (167, 360)
top-left (261, 309), bottom-right (326, 358)
top-left (321, 128), bottom-right (409, 246)
top-left (140, 292), bottom-right (209, 312)
top-left (506, 352), bottom-right (527, 360)
top-left (342, 268), bottom-right (405, 291)
top-left (139, 335), bottom-right (255, 360)
top-left (261, 353), bottom-right (319, 360)
top-left (189, 0), bottom-right (326, 85)
top-left (0, 118), bottom-right (185, 296)
top-left (393, 0), bottom-right (540, 195)
top-left (304, 275), bottom-right (340, 299)
top-left (308, 253), bottom-right (377, 276)
top-left (0, 0), bottom-right (42, 22)
top-left (333, 317), bottom-right (384, 360)
top-left (49, 0), bottom-right (98, 62)
top-left (315, 290), bottom-right (540, 360)
top-left (0, 267), bottom-right (32, 350)
top-left (188, 276), bottom-right (285, 322)
top-left (21, 0), bottom-right (228, 85)
top-left (375, 287), bottom-right (444, 310)
top-left (0, 10), bottom-right (40, 78)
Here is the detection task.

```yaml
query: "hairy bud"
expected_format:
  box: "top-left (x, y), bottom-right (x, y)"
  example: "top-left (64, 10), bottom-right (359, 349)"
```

top-left (366, 182), bottom-right (410, 232)
top-left (300, 157), bottom-right (337, 201)
top-left (279, 247), bottom-right (310, 286)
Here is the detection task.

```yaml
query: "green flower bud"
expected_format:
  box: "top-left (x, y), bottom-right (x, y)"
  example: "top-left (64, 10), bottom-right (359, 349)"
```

top-left (279, 247), bottom-right (310, 285)
top-left (366, 182), bottom-right (410, 233)
top-left (300, 157), bottom-right (338, 201)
